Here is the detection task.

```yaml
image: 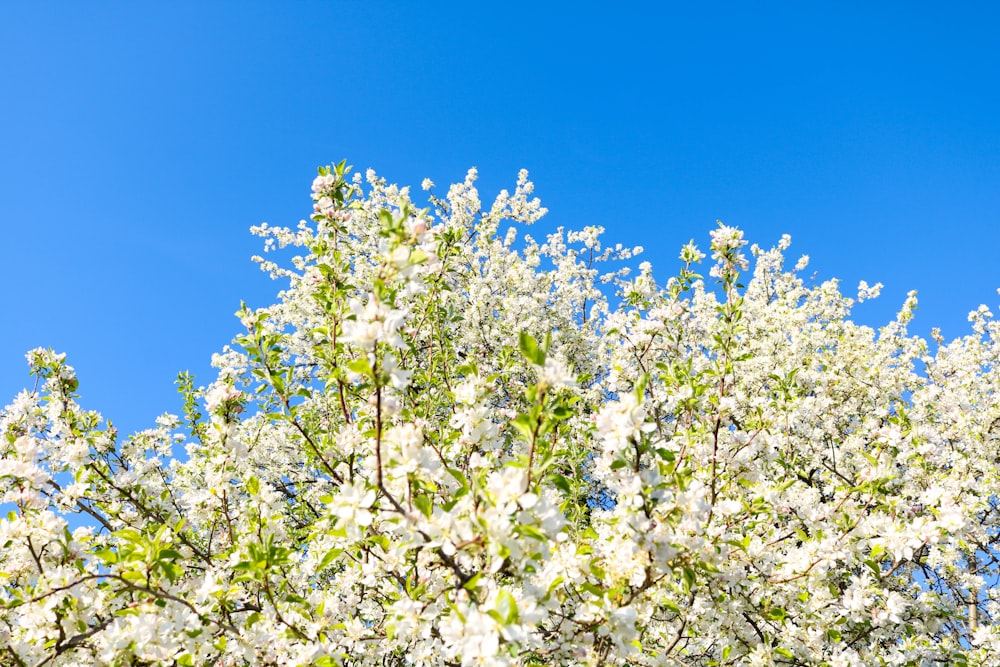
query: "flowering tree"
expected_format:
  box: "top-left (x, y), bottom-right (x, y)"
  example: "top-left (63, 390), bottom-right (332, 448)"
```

top-left (3, 162), bottom-right (1000, 667)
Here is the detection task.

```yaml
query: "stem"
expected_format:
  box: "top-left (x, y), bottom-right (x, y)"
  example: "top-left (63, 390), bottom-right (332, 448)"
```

top-left (375, 385), bottom-right (384, 490)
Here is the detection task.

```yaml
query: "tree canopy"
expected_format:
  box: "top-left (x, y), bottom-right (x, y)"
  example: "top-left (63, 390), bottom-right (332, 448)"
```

top-left (3, 163), bottom-right (1000, 666)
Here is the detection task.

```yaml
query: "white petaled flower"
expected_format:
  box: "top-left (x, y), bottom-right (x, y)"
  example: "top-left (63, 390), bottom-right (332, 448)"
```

top-left (410, 216), bottom-right (428, 238)
top-left (332, 480), bottom-right (377, 527)
top-left (596, 393), bottom-right (651, 453)
top-left (679, 240), bottom-right (705, 263)
top-left (311, 173), bottom-right (336, 196)
top-left (204, 382), bottom-right (241, 418)
top-left (884, 591), bottom-right (907, 624)
top-left (380, 354), bottom-right (411, 390)
top-left (709, 223), bottom-right (749, 274)
top-left (538, 356), bottom-right (576, 390)
top-left (342, 295), bottom-right (408, 351)
top-left (386, 245), bottom-right (416, 280)
top-left (709, 224), bottom-right (746, 254)
top-left (453, 378), bottom-right (481, 405)
top-left (314, 196), bottom-right (335, 216)
top-left (857, 280), bottom-right (883, 302)
top-left (439, 605), bottom-right (500, 666)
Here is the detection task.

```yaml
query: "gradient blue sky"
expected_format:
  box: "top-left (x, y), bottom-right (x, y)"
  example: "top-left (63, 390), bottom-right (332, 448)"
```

top-left (3, 3), bottom-right (999, 434)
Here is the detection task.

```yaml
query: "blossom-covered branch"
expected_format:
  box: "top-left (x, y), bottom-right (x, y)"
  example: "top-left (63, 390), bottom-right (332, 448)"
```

top-left (3, 162), bottom-right (1000, 666)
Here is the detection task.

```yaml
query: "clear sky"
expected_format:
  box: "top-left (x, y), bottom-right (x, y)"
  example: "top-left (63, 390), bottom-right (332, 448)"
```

top-left (2, 2), bottom-right (999, 435)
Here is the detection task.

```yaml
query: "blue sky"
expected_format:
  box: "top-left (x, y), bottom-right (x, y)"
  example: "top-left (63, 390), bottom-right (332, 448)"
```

top-left (2, 2), bottom-right (999, 435)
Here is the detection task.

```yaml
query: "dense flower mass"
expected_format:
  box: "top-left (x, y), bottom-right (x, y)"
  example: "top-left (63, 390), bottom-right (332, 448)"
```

top-left (4, 162), bottom-right (1000, 666)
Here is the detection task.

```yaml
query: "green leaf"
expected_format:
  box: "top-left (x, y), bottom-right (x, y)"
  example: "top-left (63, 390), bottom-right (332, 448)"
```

top-left (114, 528), bottom-right (143, 545)
top-left (121, 570), bottom-right (146, 584)
top-left (378, 209), bottom-right (395, 231)
top-left (496, 589), bottom-right (519, 624)
top-left (518, 331), bottom-right (546, 366)
top-left (765, 606), bottom-right (786, 621)
top-left (551, 474), bottom-right (572, 494)
top-left (510, 414), bottom-right (535, 442)
top-left (347, 357), bottom-right (373, 377)
top-left (95, 548), bottom-right (119, 564)
top-left (682, 567), bottom-right (697, 593)
top-left (551, 406), bottom-right (572, 419)
top-left (545, 576), bottom-right (564, 600)
top-left (319, 548), bottom-right (343, 571)
top-left (516, 524), bottom-right (547, 541)
top-left (413, 494), bottom-right (433, 518)
top-left (159, 561), bottom-right (183, 582)
top-left (462, 571), bottom-right (483, 591)
top-left (446, 467), bottom-right (468, 489)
